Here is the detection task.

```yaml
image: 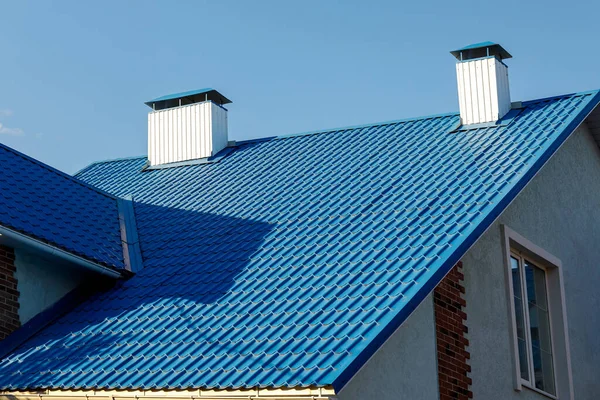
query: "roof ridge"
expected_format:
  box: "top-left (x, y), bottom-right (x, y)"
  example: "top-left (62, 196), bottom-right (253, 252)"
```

top-left (236, 111), bottom-right (460, 146)
top-left (0, 142), bottom-right (118, 200)
top-left (79, 89), bottom-right (600, 168)
top-left (520, 89), bottom-right (600, 105)
top-left (77, 112), bottom-right (461, 168)
top-left (254, 90), bottom-right (600, 146)
top-left (258, 89), bottom-right (600, 146)
top-left (75, 155), bottom-right (148, 176)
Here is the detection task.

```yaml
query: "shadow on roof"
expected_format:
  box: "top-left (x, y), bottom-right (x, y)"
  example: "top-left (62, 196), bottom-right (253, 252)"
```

top-left (0, 203), bottom-right (275, 389)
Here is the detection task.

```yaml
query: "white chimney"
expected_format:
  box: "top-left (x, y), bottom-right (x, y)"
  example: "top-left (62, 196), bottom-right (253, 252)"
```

top-left (146, 88), bottom-right (231, 167)
top-left (451, 42), bottom-right (512, 125)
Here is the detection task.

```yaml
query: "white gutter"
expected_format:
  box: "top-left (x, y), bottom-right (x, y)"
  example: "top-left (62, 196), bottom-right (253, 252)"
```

top-left (10, 396), bottom-right (333, 400)
top-left (0, 225), bottom-right (122, 279)
top-left (1, 388), bottom-right (337, 400)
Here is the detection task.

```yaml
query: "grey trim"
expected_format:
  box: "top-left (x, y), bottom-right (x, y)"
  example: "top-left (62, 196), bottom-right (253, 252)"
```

top-left (117, 196), bottom-right (144, 273)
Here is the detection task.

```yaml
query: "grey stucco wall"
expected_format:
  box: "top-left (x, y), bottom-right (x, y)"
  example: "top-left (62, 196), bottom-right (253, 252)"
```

top-left (337, 294), bottom-right (439, 400)
top-left (462, 122), bottom-right (600, 399)
top-left (15, 249), bottom-right (88, 324)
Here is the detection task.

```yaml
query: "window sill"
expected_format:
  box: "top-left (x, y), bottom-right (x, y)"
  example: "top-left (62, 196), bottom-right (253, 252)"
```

top-left (521, 381), bottom-right (558, 400)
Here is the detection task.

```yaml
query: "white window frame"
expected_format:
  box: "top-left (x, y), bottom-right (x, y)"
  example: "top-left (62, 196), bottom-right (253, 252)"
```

top-left (510, 251), bottom-right (557, 398)
top-left (501, 225), bottom-right (574, 400)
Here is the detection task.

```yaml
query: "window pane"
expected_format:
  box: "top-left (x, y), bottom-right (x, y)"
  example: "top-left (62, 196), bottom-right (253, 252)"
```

top-left (529, 307), bottom-right (552, 353)
top-left (511, 256), bottom-right (529, 381)
top-left (540, 350), bottom-right (556, 394)
top-left (517, 338), bottom-right (530, 381)
top-left (524, 261), bottom-right (555, 395)
top-left (512, 257), bottom-right (523, 302)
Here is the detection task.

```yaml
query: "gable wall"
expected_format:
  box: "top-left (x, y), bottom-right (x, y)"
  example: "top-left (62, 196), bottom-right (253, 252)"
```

top-left (337, 293), bottom-right (439, 400)
top-left (462, 122), bottom-right (600, 399)
top-left (0, 245), bottom-right (93, 340)
top-left (14, 249), bottom-right (89, 325)
top-left (337, 120), bottom-right (600, 400)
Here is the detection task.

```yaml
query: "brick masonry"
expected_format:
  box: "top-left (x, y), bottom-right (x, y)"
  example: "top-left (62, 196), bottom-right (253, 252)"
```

top-left (434, 261), bottom-right (472, 400)
top-left (0, 245), bottom-right (20, 340)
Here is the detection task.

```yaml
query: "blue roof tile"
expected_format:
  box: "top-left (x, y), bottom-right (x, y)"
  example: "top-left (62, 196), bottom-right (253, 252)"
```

top-left (0, 144), bottom-right (124, 269)
top-left (0, 91), bottom-right (598, 391)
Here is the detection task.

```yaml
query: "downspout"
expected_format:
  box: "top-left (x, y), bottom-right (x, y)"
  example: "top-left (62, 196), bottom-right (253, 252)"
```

top-left (0, 225), bottom-right (122, 278)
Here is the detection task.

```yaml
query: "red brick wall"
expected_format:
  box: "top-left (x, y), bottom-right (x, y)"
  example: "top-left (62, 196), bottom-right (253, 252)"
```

top-left (0, 245), bottom-right (20, 340)
top-left (434, 261), bottom-right (472, 400)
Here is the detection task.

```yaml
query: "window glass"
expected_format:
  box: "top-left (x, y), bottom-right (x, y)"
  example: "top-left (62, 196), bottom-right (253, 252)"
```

top-left (525, 261), bottom-right (555, 395)
top-left (511, 256), bottom-right (529, 381)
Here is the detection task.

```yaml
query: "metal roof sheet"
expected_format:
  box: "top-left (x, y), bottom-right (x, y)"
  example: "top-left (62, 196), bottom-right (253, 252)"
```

top-left (0, 144), bottom-right (125, 269)
top-left (0, 90), bottom-right (598, 391)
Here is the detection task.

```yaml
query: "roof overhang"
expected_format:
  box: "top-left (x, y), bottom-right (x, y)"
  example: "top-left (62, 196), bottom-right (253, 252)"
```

top-left (0, 388), bottom-right (337, 400)
top-left (0, 224), bottom-right (123, 279)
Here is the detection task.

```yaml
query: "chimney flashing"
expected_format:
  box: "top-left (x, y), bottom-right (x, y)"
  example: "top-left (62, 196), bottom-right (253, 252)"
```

top-left (448, 107), bottom-right (523, 133)
top-left (142, 146), bottom-right (236, 171)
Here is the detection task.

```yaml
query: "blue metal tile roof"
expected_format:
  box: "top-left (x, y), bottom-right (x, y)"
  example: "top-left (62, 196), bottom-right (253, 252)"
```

top-left (0, 91), bottom-right (598, 391)
top-left (0, 144), bottom-right (124, 269)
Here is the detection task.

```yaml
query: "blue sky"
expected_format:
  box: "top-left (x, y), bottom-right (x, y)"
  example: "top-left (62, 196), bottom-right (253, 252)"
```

top-left (1, 0), bottom-right (599, 173)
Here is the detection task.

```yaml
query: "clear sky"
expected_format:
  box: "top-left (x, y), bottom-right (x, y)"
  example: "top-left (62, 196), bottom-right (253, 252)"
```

top-left (1, 0), bottom-right (598, 173)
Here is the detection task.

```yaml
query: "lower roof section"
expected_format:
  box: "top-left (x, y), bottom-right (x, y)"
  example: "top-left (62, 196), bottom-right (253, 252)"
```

top-left (0, 143), bottom-right (125, 270)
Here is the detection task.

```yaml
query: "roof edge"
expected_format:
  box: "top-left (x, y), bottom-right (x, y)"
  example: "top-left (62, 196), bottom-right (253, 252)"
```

top-left (0, 142), bottom-right (118, 201)
top-left (0, 224), bottom-right (124, 278)
top-left (331, 89), bottom-right (600, 392)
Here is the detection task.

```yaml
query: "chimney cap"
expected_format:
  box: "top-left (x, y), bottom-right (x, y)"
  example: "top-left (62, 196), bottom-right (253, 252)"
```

top-left (450, 42), bottom-right (512, 62)
top-left (145, 88), bottom-right (232, 111)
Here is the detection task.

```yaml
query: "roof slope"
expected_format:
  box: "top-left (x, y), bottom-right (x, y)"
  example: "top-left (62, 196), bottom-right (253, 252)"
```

top-left (0, 91), bottom-right (598, 391)
top-left (0, 144), bottom-right (124, 269)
